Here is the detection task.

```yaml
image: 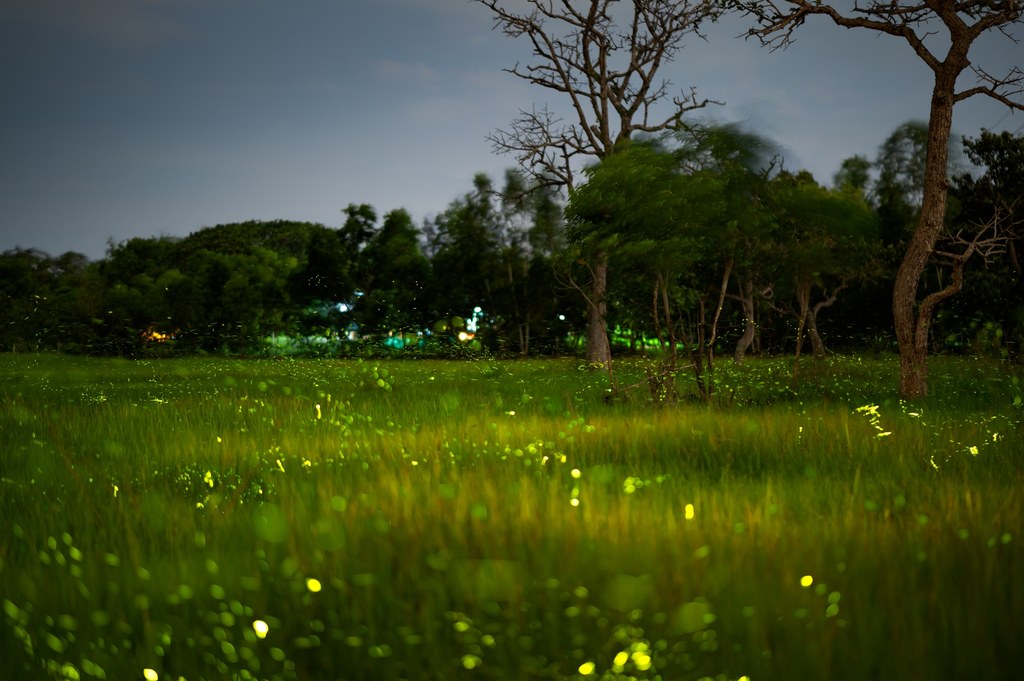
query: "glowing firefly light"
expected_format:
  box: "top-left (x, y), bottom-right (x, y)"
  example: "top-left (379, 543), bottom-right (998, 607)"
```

top-left (306, 578), bottom-right (322, 593)
top-left (800, 575), bottom-right (813, 587)
top-left (252, 620), bottom-right (269, 639)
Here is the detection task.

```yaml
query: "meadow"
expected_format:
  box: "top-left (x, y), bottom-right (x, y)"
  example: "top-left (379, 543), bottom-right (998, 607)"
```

top-left (1, 352), bottom-right (1021, 681)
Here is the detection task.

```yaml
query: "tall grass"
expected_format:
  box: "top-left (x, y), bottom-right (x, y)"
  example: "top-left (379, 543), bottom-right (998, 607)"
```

top-left (1, 353), bottom-right (1021, 680)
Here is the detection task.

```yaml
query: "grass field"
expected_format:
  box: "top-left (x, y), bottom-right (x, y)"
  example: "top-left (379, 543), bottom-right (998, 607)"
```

top-left (1, 353), bottom-right (1022, 681)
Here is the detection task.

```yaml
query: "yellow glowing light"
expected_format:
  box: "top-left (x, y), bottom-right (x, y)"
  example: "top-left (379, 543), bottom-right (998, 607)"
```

top-left (570, 498), bottom-right (580, 507)
top-left (571, 468), bottom-right (581, 479)
top-left (143, 669), bottom-right (159, 681)
top-left (252, 620), bottom-right (269, 639)
top-left (578, 661), bottom-right (596, 675)
top-left (968, 445), bottom-right (979, 456)
top-left (458, 331), bottom-right (474, 342)
top-left (685, 503), bottom-right (695, 520)
top-left (306, 578), bottom-right (322, 593)
top-left (613, 651), bottom-right (629, 668)
top-left (800, 575), bottom-right (813, 587)
top-left (141, 327), bottom-right (175, 343)
top-left (739, 676), bottom-right (751, 681)
top-left (315, 404), bottom-right (322, 420)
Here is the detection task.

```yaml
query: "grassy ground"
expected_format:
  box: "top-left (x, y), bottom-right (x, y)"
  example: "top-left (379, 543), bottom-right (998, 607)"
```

top-left (1, 353), bottom-right (1021, 681)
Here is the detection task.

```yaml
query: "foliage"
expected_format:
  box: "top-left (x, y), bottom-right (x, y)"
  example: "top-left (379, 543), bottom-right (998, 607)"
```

top-left (941, 130), bottom-right (1024, 357)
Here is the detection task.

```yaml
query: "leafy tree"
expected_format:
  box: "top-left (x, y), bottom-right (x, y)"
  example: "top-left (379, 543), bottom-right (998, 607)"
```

top-left (955, 130), bottom-right (1024, 268)
top-left (943, 129), bottom-right (1024, 355)
top-left (476, 0), bottom-right (720, 368)
top-left (768, 172), bottom-right (881, 371)
top-left (0, 248), bottom-right (60, 351)
top-left (289, 225), bottom-right (350, 306)
top-left (357, 209), bottom-right (431, 337)
top-left (740, 0), bottom-right (1024, 398)
top-left (833, 155), bottom-right (872, 197)
top-left (566, 142), bottom-right (725, 400)
top-left (427, 174), bottom-right (503, 345)
top-left (673, 123), bottom-right (781, 364)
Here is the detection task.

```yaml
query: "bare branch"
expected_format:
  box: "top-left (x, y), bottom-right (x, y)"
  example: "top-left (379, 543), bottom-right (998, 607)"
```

top-left (738, 0), bottom-right (1023, 73)
top-left (956, 64), bottom-right (1024, 106)
top-left (476, 0), bottom-right (720, 187)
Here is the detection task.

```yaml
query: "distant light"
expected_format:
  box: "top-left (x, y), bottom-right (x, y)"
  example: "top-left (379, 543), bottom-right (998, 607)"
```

top-left (800, 575), bottom-right (814, 588)
top-left (306, 578), bottom-right (322, 593)
top-left (558, 314), bottom-right (566, 321)
top-left (143, 670), bottom-right (159, 681)
top-left (458, 331), bottom-right (474, 342)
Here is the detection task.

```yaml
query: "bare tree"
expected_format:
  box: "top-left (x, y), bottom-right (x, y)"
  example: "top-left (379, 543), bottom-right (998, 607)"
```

top-left (739, 0), bottom-right (1023, 398)
top-left (476, 0), bottom-right (719, 366)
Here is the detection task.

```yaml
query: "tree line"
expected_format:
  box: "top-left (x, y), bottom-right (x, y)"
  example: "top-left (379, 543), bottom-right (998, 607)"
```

top-left (2, 123), bottom-right (1021, 373)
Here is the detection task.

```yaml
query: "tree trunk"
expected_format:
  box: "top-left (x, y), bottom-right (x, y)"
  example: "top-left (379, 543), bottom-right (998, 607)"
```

top-left (792, 282), bottom-right (810, 386)
top-left (586, 254), bottom-right (612, 367)
top-left (807, 311), bottom-right (825, 359)
top-left (893, 68), bottom-right (959, 399)
top-left (808, 281), bottom-right (846, 359)
top-left (733, 279), bottom-right (756, 363)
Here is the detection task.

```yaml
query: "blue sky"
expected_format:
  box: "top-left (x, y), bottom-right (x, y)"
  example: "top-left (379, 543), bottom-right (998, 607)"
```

top-left (1, 0), bottom-right (1021, 260)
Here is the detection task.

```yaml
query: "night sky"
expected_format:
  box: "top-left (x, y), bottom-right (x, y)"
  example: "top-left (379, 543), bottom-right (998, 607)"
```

top-left (2, 0), bottom-right (1021, 261)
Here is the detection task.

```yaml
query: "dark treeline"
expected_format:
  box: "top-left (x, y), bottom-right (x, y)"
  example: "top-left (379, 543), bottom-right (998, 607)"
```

top-left (2, 124), bottom-right (1021, 362)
